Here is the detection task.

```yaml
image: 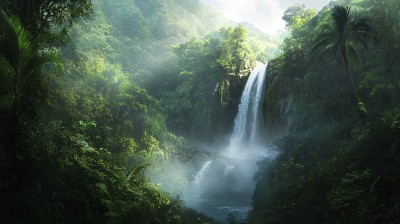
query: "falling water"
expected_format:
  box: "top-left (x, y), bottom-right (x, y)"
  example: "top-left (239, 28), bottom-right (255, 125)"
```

top-left (227, 64), bottom-right (268, 156)
top-left (184, 64), bottom-right (271, 222)
top-left (193, 160), bottom-right (212, 185)
top-left (213, 83), bottom-right (219, 95)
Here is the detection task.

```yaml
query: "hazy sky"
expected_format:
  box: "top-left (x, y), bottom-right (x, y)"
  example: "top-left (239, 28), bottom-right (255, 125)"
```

top-left (199, 0), bottom-right (332, 35)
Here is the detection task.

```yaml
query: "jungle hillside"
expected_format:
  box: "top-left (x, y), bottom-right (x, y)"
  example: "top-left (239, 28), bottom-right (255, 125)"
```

top-left (0, 0), bottom-right (399, 223)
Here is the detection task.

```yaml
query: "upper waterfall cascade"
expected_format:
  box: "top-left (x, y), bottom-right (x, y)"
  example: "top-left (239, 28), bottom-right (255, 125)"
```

top-left (228, 64), bottom-right (268, 155)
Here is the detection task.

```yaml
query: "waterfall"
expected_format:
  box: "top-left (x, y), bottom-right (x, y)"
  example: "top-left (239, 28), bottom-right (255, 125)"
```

top-left (223, 163), bottom-right (235, 176)
top-left (213, 83), bottom-right (219, 95)
top-left (228, 64), bottom-right (267, 154)
top-left (183, 64), bottom-right (270, 221)
top-left (193, 160), bottom-right (212, 185)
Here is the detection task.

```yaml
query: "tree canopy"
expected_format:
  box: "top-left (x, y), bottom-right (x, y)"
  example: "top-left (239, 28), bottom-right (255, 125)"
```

top-left (1, 0), bottom-right (93, 45)
top-left (1, 0), bottom-right (400, 223)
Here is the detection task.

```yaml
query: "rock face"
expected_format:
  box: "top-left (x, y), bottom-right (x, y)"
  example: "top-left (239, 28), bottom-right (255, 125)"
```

top-left (220, 58), bottom-right (291, 147)
top-left (263, 59), bottom-right (291, 146)
top-left (213, 60), bottom-right (258, 138)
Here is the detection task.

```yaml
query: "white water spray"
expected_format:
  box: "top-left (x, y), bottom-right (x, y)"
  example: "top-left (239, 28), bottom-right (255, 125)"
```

top-left (213, 83), bottom-right (219, 95)
top-left (227, 64), bottom-right (267, 157)
top-left (193, 160), bottom-right (212, 185)
top-left (184, 64), bottom-right (273, 221)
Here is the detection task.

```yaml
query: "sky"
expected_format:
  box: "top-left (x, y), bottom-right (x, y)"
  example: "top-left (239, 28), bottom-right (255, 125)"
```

top-left (199, 0), bottom-right (332, 35)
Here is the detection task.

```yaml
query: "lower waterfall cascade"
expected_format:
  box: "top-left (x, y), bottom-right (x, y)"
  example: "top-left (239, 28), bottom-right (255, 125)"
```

top-left (183, 64), bottom-right (278, 222)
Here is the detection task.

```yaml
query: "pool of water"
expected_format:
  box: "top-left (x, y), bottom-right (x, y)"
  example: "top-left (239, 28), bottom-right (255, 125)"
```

top-left (180, 156), bottom-right (259, 222)
top-left (184, 193), bottom-right (252, 222)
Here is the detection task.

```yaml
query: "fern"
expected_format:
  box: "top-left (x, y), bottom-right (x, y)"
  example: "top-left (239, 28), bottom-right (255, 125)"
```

top-left (0, 11), bottom-right (63, 118)
top-left (126, 163), bottom-right (151, 185)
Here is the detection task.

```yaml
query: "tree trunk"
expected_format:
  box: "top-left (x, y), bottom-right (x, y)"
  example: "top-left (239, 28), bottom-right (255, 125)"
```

top-left (341, 46), bottom-right (361, 103)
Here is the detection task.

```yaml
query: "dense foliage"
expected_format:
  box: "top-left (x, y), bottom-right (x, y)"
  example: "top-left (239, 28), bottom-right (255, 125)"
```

top-left (0, 0), bottom-right (93, 46)
top-left (1, 0), bottom-right (399, 223)
top-left (249, 0), bottom-right (400, 223)
top-left (158, 26), bottom-right (257, 141)
top-left (0, 0), bottom-right (262, 223)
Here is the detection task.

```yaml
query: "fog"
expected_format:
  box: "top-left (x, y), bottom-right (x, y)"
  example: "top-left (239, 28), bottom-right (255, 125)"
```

top-left (199, 0), bottom-right (332, 34)
top-left (147, 64), bottom-right (279, 221)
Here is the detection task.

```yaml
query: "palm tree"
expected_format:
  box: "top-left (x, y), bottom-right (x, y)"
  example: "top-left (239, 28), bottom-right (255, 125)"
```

top-left (0, 11), bottom-right (62, 120)
top-left (310, 5), bottom-right (375, 114)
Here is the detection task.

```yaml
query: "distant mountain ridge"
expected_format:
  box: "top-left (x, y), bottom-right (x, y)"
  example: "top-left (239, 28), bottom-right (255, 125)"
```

top-left (69, 0), bottom-right (281, 80)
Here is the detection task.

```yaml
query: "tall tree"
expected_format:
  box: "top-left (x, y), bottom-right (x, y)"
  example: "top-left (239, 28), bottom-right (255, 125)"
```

top-left (217, 26), bottom-right (254, 106)
top-left (311, 5), bottom-right (375, 114)
top-left (282, 4), bottom-right (317, 30)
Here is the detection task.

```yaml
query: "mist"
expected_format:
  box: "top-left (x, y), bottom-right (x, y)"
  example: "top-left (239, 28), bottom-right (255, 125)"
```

top-left (2, 0), bottom-right (399, 223)
top-left (145, 64), bottom-right (280, 222)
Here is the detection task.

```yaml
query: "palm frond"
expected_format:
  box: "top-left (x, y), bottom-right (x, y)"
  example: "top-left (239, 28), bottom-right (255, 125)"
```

top-left (0, 55), bottom-right (16, 83)
top-left (346, 44), bottom-right (362, 68)
top-left (312, 4), bottom-right (374, 66)
top-left (331, 5), bottom-right (351, 35)
top-left (310, 37), bottom-right (329, 59)
top-left (310, 31), bottom-right (337, 61)
top-left (0, 11), bottom-right (60, 117)
top-left (0, 56), bottom-right (15, 95)
top-left (23, 51), bottom-right (64, 77)
top-left (0, 12), bottom-right (19, 68)
top-left (350, 16), bottom-right (377, 49)
top-left (352, 15), bottom-right (373, 32)
top-left (319, 24), bottom-right (334, 33)
top-left (37, 51), bottom-right (64, 71)
top-left (318, 43), bottom-right (338, 61)
top-left (0, 11), bottom-right (33, 70)
top-left (15, 23), bottom-right (34, 70)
